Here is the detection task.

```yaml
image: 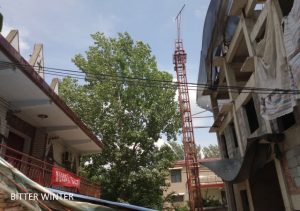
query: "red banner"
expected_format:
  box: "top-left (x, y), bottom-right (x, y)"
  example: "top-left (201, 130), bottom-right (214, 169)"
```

top-left (51, 166), bottom-right (80, 190)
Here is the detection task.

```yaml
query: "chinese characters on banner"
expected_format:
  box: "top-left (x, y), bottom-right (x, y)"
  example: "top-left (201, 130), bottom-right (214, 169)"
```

top-left (51, 166), bottom-right (80, 190)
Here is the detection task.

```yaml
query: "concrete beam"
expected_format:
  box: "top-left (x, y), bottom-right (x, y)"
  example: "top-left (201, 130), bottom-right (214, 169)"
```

top-left (6, 30), bottom-right (19, 53)
top-left (47, 125), bottom-right (78, 132)
top-left (226, 20), bottom-right (243, 63)
top-left (29, 44), bottom-right (44, 79)
top-left (250, 6), bottom-right (267, 42)
top-left (10, 99), bottom-right (52, 110)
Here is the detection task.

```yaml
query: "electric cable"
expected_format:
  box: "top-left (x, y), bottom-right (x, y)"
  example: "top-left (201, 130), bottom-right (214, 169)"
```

top-left (1, 60), bottom-right (300, 95)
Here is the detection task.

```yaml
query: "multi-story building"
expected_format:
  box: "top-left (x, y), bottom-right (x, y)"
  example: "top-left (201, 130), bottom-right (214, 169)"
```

top-left (197, 0), bottom-right (300, 210)
top-left (164, 159), bottom-right (225, 209)
top-left (0, 28), bottom-right (158, 211)
top-left (0, 29), bottom-right (104, 207)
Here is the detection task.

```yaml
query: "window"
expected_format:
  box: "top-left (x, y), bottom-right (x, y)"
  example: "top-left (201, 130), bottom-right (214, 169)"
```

top-left (278, 0), bottom-right (294, 16)
top-left (230, 123), bottom-right (239, 148)
top-left (172, 195), bottom-right (184, 202)
top-left (171, 169), bottom-right (182, 183)
top-left (276, 112), bottom-right (296, 132)
top-left (244, 98), bottom-right (259, 133)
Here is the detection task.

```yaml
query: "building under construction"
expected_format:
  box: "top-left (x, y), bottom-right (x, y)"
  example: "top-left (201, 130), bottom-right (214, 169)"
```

top-left (197, 0), bottom-right (300, 210)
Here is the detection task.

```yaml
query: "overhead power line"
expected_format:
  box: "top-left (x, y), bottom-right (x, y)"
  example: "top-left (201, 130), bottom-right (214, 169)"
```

top-left (191, 110), bottom-right (209, 116)
top-left (1, 60), bottom-right (300, 95)
top-left (42, 71), bottom-right (300, 95)
top-left (42, 71), bottom-right (296, 95)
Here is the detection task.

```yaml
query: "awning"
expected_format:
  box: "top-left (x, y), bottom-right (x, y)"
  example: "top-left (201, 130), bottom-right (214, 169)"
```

top-left (200, 133), bottom-right (284, 183)
top-left (0, 157), bottom-right (155, 211)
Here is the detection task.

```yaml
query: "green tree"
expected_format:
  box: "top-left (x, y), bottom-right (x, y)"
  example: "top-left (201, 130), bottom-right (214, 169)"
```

top-left (202, 144), bottom-right (220, 158)
top-left (169, 141), bottom-right (184, 160)
top-left (59, 32), bottom-right (181, 209)
top-left (169, 141), bottom-right (202, 160)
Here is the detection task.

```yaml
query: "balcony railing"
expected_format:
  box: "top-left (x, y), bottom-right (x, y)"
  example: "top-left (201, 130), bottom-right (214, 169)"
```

top-left (200, 174), bottom-right (224, 188)
top-left (0, 144), bottom-right (101, 198)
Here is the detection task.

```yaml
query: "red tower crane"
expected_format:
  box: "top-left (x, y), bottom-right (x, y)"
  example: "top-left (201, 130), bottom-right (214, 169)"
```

top-left (173, 5), bottom-right (203, 211)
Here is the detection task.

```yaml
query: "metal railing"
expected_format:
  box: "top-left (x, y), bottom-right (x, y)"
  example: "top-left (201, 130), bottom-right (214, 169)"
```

top-left (0, 143), bottom-right (101, 198)
top-left (199, 174), bottom-right (224, 188)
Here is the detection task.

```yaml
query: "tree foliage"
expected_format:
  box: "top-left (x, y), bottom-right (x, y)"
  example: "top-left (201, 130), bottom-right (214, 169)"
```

top-left (168, 141), bottom-right (185, 160)
top-left (169, 141), bottom-right (202, 160)
top-left (58, 32), bottom-right (181, 209)
top-left (202, 144), bottom-right (220, 158)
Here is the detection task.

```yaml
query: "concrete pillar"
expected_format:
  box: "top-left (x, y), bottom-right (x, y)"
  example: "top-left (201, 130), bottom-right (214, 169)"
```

top-left (210, 94), bottom-right (237, 210)
top-left (265, 120), bottom-right (292, 210)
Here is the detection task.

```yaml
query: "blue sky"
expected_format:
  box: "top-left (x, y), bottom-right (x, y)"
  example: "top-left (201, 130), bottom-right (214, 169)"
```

top-left (0, 0), bottom-right (217, 147)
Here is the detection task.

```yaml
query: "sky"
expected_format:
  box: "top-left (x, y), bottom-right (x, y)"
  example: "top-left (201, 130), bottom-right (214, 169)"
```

top-left (0, 0), bottom-right (217, 147)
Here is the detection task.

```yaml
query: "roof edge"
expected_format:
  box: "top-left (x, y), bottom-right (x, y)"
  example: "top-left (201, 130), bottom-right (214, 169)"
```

top-left (0, 34), bottom-right (103, 149)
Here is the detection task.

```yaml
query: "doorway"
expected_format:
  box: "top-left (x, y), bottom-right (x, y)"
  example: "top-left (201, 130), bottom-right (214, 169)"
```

top-left (249, 161), bottom-right (285, 211)
top-left (6, 132), bottom-right (25, 160)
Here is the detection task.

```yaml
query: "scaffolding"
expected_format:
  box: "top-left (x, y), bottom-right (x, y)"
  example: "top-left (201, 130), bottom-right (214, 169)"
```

top-left (173, 5), bottom-right (203, 211)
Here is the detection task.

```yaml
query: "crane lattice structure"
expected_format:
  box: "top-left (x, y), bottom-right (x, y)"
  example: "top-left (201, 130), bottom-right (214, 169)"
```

top-left (173, 5), bottom-right (203, 211)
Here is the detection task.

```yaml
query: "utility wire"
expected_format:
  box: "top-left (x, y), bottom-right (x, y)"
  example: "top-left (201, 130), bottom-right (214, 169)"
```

top-left (43, 71), bottom-right (291, 95)
top-left (42, 70), bottom-right (300, 94)
top-left (42, 67), bottom-right (300, 94)
top-left (0, 60), bottom-right (287, 91)
top-left (2, 60), bottom-right (300, 95)
top-left (41, 71), bottom-right (300, 94)
top-left (40, 67), bottom-right (300, 94)
top-left (44, 70), bottom-right (300, 94)
top-left (191, 110), bottom-right (209, 116)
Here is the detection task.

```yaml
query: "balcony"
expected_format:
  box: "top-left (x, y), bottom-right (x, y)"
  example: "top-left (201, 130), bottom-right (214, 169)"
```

top-left (0, 144), bottom-right (101, 198)
top-left (200, 174), bottom-right (224, 188)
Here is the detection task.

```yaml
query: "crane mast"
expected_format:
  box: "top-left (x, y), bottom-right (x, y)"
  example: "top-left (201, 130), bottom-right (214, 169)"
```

top-left (173, 5), bottom-right (203, 211)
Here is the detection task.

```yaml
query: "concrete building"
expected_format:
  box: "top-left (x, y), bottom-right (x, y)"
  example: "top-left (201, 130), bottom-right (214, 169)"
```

top-left (164, 160), bottom-right (225, 209)
top-left (0, 29), bottom-right (103, 201)
top-left (197, 0), bottom-right (300, 210)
